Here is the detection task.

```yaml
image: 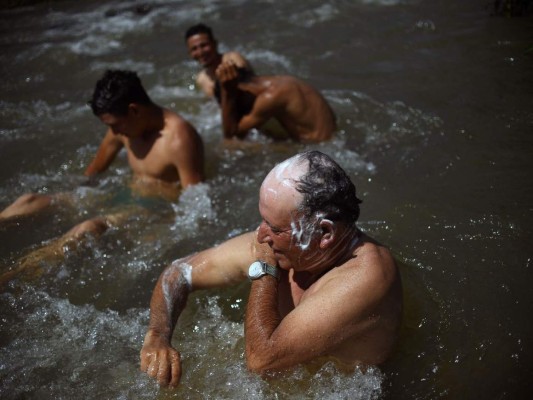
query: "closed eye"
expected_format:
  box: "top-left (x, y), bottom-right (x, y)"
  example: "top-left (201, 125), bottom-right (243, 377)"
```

top-left (267, 222), bottom-right (291, 236)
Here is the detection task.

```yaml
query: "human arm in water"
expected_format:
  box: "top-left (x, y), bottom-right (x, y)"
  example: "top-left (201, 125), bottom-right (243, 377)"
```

top-left (84, 129), bottom-right (124, 177)
top-left (1, 129), bottom-right (123, 220)
top-left (140, 231), bottom-right (271, 387)
top-left (245, 245), bottom-right (401, 373)
top-left (197, 51), bottom-right (254, 98)
top-left (216, 61), bottom-right (275, 140)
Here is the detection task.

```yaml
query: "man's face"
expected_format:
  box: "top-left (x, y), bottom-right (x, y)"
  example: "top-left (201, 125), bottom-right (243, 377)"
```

top-left (257, 172), bottom-right (321, 271)
top-left (186, 33), bottom-right (218, 68)
top-left (99, 110), bottom-right (141, 138)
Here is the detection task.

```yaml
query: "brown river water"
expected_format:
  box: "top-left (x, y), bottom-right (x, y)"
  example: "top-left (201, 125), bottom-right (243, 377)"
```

top-left (0, 0), bottom-right (532, 399)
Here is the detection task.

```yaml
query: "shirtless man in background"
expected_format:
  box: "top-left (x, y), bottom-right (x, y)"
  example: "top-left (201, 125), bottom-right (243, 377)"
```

top-left (140, 150), bottom-right (402, 387)
top-left (215, 62), bottom-right (337, 143)
top-left (0, 70), bottom-right (204, 284)
top-left (185, 23), bottom-right (254, 100)
top-left (185, 23), bottom-right (335, 143)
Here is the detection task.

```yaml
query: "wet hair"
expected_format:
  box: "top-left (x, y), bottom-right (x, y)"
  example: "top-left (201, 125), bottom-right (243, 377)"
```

top-left (294, 151), bottom-right (362, 226)
top-left (185, 23), bottom-right (215, 41)
top-left (89, 70), bottom-right (151, 116)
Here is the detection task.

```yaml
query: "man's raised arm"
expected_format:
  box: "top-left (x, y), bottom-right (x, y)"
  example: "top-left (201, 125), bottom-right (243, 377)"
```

top-left (140, 232), bottom-right (260, 387)
top-left (216, 61), bottom-right (245, 139)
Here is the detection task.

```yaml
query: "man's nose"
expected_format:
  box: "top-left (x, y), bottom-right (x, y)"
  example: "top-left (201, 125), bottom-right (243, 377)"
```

top-left (257, 221), bottom-right (272, 245)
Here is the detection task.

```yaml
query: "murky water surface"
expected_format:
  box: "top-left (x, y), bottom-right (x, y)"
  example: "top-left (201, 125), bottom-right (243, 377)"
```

top-left (0, 0), bottom-right (532, 399)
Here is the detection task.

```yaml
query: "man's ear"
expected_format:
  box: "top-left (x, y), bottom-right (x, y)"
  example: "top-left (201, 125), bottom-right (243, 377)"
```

top-left (319, 219), bottom-right (335, 250)
top-left (127, 103), bottom-right (140, 116)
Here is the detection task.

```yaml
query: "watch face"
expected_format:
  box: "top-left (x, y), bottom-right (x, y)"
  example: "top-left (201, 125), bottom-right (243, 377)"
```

top-left (248, 261), bottom-right (264, 279)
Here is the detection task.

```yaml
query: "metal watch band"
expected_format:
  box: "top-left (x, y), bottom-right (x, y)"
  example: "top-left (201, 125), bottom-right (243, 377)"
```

top-left (263, 262), bottom-right (280, 280)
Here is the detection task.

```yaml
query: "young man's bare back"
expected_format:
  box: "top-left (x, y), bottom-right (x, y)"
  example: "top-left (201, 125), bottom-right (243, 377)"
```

top-left (216, 62), bottom-right (336, 143)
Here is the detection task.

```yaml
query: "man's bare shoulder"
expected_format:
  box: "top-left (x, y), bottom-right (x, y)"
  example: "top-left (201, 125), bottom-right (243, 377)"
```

top-left (162, 109), bottom-right (198, 136)
top-left (196, 70), bottom-right (214, 96)
top-left (318, 236), bottom-right (398, 297)
top-left (159, 109), bottom-right (202, 154)
top-left (197, 69), bottom-right (209, 81)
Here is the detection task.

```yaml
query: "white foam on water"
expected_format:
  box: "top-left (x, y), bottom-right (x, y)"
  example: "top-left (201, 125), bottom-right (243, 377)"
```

top-left (170, 183), bottom-right (216, 238)
top-left (173, 294), bottom-right (385, 399)
top-left (13, 43), bottom-right (53, 63)
top-left (0, 288), bottom-right (155, 399)
top-left (0, 99), bottom-right (90, 132)
top-left (155, 1), bottom-right (221, 28)
top-left (149, 84), bottom-right (204, 102)
top-left (70, 36), bottom-right (121, 56)
top-left (188, 100), bottom-right (221, 135)
top-left (326, 89), bottom-right (443, 149)
top-left (289, 3), bottom-right (339, 27)
top-left (30, 4), bottom-right (172, 57)
top-left (0, 286), bottom-right (385, 398)
top-left (245, 49), bottom-right (294, 70)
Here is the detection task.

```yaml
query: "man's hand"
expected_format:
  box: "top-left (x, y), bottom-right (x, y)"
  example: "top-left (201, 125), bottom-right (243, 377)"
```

top-left (140, 330), bottom-right (182, 388)
top-left (215, 61), bottom-right (239, 90)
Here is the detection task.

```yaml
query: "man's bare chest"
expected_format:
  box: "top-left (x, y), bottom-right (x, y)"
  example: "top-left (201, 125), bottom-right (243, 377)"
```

top-left (277, 276), bottom-right (319, 317)
top-left (125, 141), bottom-right (178, 181)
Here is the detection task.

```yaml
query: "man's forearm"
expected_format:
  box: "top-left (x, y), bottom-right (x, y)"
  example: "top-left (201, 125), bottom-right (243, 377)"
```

top-left (220, 89), bottom-right (244, 139)
top-left (147, 263), bottom-right (191, 340)
top-left (140, 261), bottom-right (193, 387)
top-left (84, 134), bottom-right (123, 177)
top-left (244, 275), bottom-right (281, 372)
top-left (84, 153), bottom-right (114, 177)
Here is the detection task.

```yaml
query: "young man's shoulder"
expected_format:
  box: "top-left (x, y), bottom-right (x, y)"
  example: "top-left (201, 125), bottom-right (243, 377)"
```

top-left (196, 70), bottom-right (213, 93)
top-left (163, 109), bottom-right (196, 133)
top-left (160, 109), bottom-right (201, 148)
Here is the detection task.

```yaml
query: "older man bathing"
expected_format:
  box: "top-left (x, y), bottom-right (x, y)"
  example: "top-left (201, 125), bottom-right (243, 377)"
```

top-left (140, 151), bottom-right (402, 386)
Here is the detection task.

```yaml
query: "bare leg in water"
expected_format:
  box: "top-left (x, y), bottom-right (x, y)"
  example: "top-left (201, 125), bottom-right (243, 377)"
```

top-left (0, 193), bottom-right (54, 220)
top-left (0, 192), bottom-right (74, 221)
top-left (0, 212), bottom-right (127, 287)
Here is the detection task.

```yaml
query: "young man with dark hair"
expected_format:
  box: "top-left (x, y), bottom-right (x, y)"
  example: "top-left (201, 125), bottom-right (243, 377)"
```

top-left (84, 70), bottom-right (204, 188)
top-left (0, 70), bottom-right (204, 283)
top-left (184, 23), bottom-right (254, 100)
top-left (1, 70), bottom-right (204, 221)
top-left (89, 69), bottom-right (151, 115)
top-left (140, 150), bottom-right (402, 387)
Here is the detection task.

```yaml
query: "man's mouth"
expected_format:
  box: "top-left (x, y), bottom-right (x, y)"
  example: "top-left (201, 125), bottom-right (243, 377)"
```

top-left (272, 249), bottom-right (284, 258)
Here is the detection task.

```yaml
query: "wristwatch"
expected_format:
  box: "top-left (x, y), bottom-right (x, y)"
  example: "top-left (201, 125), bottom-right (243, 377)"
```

top-left (248, 261), bottom-right (280, 281)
